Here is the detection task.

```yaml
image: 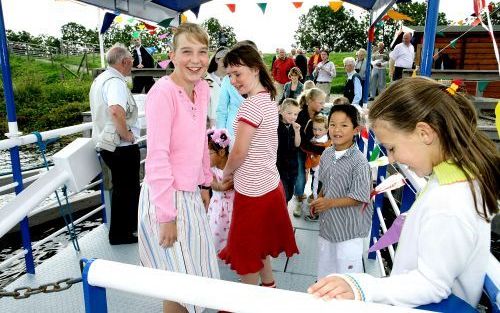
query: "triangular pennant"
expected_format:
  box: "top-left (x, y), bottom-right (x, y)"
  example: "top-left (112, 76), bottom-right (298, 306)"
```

top-left (132, 31), bottom-right (140, 39)
top-left (158, 60), bottom-right (170, 69)
top-left (369, 156), bottom-right (389, 168)
top-left (114, 16), bottom-right (123, 23)
top-left (257, 3), bottom-right (267, 14)
top-left (226, 3), bottom-right (236, 13)
top-left (180, 13), bottom-right (188, 23)
top-left (145, 47), bottom-right (157, 55)
top-left (292, 2), bottom-right (303, 8)
top-left (149, 30), bottom-right (156, 35)
top-left (158, 18), bottom-right (174, 28)
top-left (127, 17), bottom-right (135, 24)
top-left (386, 9), bottom-right (414, 22)
top-left (191, 6), bottom-right (200, 17)
top-left (137, 24), bottom-right (146, 30)
top-left (449, 38), bottom-right (458, 48)
top-left (368, 214), bottom-right (406, 252)
top-left (436, 31), bottom-right (445, 37)
top-left (457, 20), bottom-right (464, 26)
top-left (329, 1), bottom-right (343, 12)
top-left (369, 145), bottom-right (381, 162)
top-left (158, 33), bottom-right (168, 40)
top-left (142, 21), bottom-right (157, 31)
top-left (471, 18), bottom-right (481, 26)
top-left (100, 12), bottom-right (117, 34)
top-left (478, 81), bottom-right (490, 92)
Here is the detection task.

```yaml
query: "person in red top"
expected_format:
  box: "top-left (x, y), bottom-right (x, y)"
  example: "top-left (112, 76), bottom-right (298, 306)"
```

top-left (272, 48), bottom-right (295, 101)
top-left (308, 46), bottom-right (321, 79)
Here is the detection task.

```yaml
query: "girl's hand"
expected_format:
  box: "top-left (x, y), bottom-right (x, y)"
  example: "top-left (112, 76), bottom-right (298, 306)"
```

top-left (310, 197), bottom-right (331, 213)
top-left (222, 170), bottom-right (233, 184)
top-left (159, 221), bottom-right (177, 248)
top-left (307, 276), bottom-right (355, 300)
top-left (201, 189), bottom-right (210, 211)
top-left (292, 122), bottom-right (301, 132)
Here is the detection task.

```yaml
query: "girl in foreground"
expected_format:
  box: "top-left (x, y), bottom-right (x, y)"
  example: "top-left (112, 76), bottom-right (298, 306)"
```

top-left (308, 77), bottom-right (499, 311)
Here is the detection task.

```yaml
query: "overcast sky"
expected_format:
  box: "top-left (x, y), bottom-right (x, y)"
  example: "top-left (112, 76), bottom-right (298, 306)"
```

top-left (3, 0), bottom-right (475, 52)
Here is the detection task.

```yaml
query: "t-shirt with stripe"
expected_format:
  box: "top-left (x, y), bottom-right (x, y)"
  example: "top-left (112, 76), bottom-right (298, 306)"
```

top-left (233, 92), bottom-right (280, 197)
top-left (318, 144), bottom-right (373, 243)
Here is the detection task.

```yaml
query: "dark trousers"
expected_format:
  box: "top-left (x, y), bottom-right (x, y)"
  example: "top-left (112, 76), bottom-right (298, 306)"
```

top-left (100, 145), bottom-right (140, 244)
top-left (392, 66), bottom-right (405, 81)
top-left (131, 76), bottom-right (155, 94)
top-left (281, 175), bottom-right (298, 203)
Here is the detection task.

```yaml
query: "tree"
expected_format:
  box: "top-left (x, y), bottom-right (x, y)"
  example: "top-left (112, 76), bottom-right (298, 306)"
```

top-left (61, 22), bottom-right (92, 45)
top-left (201, 17), bottom-right (237, 50)
top-left (294, 5), bottom-right (367, 52)
top-left (396, 2), bottom-right (449, 26)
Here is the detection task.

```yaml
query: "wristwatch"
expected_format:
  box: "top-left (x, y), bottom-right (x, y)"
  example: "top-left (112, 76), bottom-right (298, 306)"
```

top-left (199, 185), bottom-right (211, 190)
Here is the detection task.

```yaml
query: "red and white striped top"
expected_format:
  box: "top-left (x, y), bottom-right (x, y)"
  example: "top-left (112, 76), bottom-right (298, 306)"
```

top-left (233, 93), bottom-right (280, 197)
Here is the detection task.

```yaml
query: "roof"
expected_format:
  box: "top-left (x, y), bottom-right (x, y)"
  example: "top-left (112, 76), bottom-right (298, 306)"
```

top-left (411, 25), bottom-right (500, 34)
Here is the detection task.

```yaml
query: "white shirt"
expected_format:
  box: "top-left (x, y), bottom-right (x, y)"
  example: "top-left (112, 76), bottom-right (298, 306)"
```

top-left (135, 47), bottom-right (142, 64)
top-left (313, 60), bottom-right (336, 83)
top-left (389, 43), bottom-right (415, 68)
top-left (349, 172), bottom-right (490, 307)
top-left (347, 70), bottom-right (362, 106)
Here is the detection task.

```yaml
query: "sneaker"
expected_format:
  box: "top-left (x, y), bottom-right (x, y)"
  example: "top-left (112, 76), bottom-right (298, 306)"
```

top-left (293, 203), bottom-right (302, 217)
top-left (305, 214), bottom-right (319, 222)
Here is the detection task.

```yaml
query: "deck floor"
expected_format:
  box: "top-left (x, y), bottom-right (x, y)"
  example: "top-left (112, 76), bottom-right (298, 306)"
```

top-left (0, 199), bottom-right (380, 312)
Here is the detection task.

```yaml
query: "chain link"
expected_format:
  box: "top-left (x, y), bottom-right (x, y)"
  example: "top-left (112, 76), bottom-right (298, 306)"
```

top-left (0, 277), bottom-right (82, 300)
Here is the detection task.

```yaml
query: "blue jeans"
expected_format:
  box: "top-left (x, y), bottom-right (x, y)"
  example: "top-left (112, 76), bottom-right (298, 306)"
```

top-left (294, 150), bottom-right (306, 197)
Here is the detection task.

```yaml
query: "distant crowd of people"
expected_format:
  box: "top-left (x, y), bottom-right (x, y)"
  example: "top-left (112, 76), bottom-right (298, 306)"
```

top-left (89, 24), bottom-right (498, 313)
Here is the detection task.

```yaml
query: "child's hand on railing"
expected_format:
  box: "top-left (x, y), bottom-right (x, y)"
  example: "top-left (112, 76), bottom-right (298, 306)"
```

top-left (307, 275), bottom-right (355, 300)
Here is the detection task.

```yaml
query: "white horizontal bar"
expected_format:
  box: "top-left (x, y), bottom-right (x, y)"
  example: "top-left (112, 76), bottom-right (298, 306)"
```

top-left (0, 249), bottom-right (28, 271)
top-left (29, 189), bottom-right (101, 217)
top-left (0, 167), bottom-right (70, 237)
top-left (0, 181), bottom-right (18, 193)
top-left (87, 259), bottom-right (420, 313)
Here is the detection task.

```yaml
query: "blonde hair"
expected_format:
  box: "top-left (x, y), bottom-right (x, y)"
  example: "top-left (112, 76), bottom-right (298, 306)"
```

top-left (298, 87), bottom-right (325, 109)
top-left (172, 23), bottom-right (209, 51)
top-left (303, 80), bottom-right (315, 90)
top-left (332, 96), bottom-right (350, 105)
top-left (369, 77), bottom-right (499, 221)
top-left (281, 98), bottom-right (300, 112)
top-left (312, 114), bottom-right (328, 129)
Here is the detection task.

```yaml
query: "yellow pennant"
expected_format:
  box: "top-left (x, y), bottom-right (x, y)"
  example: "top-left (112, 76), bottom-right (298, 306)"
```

top-left (114, 16), bottom-right (123, 23)
top-left (329, 1), bottom-right (343, 12)
top-left (181, 13), bottom-right (188, 24)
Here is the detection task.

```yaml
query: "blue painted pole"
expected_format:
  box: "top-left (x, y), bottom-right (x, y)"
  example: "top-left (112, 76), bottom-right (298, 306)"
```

top-left (0, 0), bottom-right (35, 274)
top-left (82, 258), bottom-right (108, 313)
top-left (420, 0), bottom-right (440, 77)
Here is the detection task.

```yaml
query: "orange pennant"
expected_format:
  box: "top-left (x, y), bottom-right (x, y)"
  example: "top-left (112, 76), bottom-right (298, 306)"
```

top-left (292, 2), bottom-right (303, 8)
top-left (226, 3), bottom-right (236, 13)
top-left (386, 9), bottom-right (414, 22)
top-left (180, 14), bottom-right (188, 23)
top-left (329, 1), bottom-right (343, 12)
top-left (471, 18), bottom-right (481, 26)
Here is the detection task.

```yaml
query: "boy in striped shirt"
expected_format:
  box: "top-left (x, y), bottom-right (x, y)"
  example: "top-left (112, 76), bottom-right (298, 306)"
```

top-left (309, 104), bottom-right (373, 280)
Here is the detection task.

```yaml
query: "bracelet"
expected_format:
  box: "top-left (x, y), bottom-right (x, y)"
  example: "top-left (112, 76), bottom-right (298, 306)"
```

top-left (199, 185), bottom-right (211, 190)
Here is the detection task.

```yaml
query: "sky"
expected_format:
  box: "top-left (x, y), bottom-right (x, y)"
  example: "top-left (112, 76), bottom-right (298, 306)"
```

top-left (3, 0), bottom-right (475, 53)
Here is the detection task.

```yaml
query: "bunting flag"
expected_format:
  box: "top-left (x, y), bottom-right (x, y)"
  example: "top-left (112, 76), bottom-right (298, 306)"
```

top-left (226, 3), bottom-right (236, 13)
top-left (158, 60), bottom-right (170, 69)
top-left (436, 31), bottom-right (445, 37)
top-left (137, 23), bottom-right (146, 30)
top-left (145, 47), bottom-right (157, 54)
top-left (369, 145), bottom-right (381, 162)
top-left (149, 30), bottom-right (156, 35)
top-left (114, 16), bottom-right (123, 23)
top-left (132, 31), bottom-right (140, 39)
top-left (257, 3), bottom-right (267, 14)
top-left (471, 18), bottom-right (481, 26)
top-left (292, 2), bottom-right (303, 8)
top-left (386, 9), bottom-right (414, 21)
top-left (369, 156), bottom-right (389, 168)
top-left (100, 12), bottom-right (117, 34)
top-left (329, 1), bottom-right (343, 12)
top-left (158, 18), bottom-right (174, 28)
top-left (457, 19), bottom-right (464, 25)
top-left (449, 38), bottom-right (458, 48)
top-left (158, 33), bottom-right (168, 40)
top-left (495, 101), bottom-right (500, 138)
top-left (370, 173), bottom-right (406, 200)
top-left (180, 13), bottom-right (188, 23)
top-left (127, 17), bottom-right (135, 24)
top-left (142, 21), bottom-right (157, 31)
top-left (478, 81), bottom-right (490, 93)
top-left (368, 214), bottom-right (406, 253)
top-left (191, 6), bottom-right (200, 17)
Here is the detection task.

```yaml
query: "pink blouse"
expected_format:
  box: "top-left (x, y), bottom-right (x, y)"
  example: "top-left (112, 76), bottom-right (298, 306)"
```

top-left (145, 76), bottom-right (212, 223)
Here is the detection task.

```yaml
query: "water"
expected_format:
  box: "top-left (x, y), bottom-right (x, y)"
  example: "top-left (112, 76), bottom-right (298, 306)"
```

top-left (0, 210), bottom-right (102, 289)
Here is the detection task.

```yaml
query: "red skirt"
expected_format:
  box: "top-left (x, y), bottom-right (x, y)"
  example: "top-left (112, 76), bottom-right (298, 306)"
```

top-left (218, 183), bottom-right (299, 275)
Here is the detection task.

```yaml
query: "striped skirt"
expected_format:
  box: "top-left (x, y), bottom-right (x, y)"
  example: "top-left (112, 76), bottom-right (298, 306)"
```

top-left (138, 183), bottom-right (220, 313)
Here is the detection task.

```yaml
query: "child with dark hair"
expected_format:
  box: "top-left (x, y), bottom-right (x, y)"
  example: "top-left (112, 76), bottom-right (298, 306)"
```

top-left (277, 98), bottom-right (301, 203)
top-left (207, 128), bottom-right (234, 252)
top-left (309, 77), bottom-right (499, 311)
top-left (309, 104), bottom-right (372, 279)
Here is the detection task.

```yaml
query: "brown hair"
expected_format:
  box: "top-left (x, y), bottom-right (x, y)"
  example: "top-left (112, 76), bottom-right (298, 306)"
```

top-left (332, 96), bottom-right (350, 105)
top-left (288, 67), bottom-right (303, 79)
top-left (223, 44), bottom-right (277, 100)
top-left (297, 87), bottom-right (326, 109)
top-left (312, 114), bottom-right (328, 129)
top-left (172, 23), bottom-right (209, 51)
top-left (368, 77), bottom-right (499, 221)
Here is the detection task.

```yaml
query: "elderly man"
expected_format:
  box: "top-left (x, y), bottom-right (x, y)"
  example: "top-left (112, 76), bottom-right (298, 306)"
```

top-left (370, 42), bottom-right (389, 100)
top-left (389, 32), bottom-right (415, 81)
top-left (272, 48), bottom-right (295, 100)
top-left (342, 57), bottom-right (363, 109)
top-left (131, 37), bottom-right (155, 93)
top-left (90, 43), bottom-right (140, 245)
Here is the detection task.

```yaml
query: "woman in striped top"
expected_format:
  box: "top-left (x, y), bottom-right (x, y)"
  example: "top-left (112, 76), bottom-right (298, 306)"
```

top-left (219, 44), bottom-right (299, 286)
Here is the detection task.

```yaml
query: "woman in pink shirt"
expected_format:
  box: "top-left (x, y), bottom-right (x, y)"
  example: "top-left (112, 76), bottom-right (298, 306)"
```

top-left (219, 44), bottom-right (299, 287)
top-left (138, 23), bottom-right (219, 313)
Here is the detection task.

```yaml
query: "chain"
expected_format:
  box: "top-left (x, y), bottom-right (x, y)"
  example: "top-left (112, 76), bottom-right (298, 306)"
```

top-left (0, 277), bottom-right (82, 300)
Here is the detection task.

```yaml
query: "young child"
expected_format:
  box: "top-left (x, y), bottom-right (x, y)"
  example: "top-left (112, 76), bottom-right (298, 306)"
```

top-left (138, 23), bottom-right (219, 313)
top-left (207, 128), bottom-right (234, 252)
top-left (219, 44), bottom-right (298, 286)
top-left (277, 98), bottom-right (301, 203)
top-left (303, 80), bottom-right (316, 91)
top-left (309, 77), bottom-right (499, 310)
top-left (294, 88), bottom-right (326, 218)
top-left (308, 105), bottom-right (372, 277)
top-left (304, 114), bottom-right (331, 221)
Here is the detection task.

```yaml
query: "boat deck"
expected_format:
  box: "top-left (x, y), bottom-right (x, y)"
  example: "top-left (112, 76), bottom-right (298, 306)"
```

top-left (0, 201), bottom-right (381, 312)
